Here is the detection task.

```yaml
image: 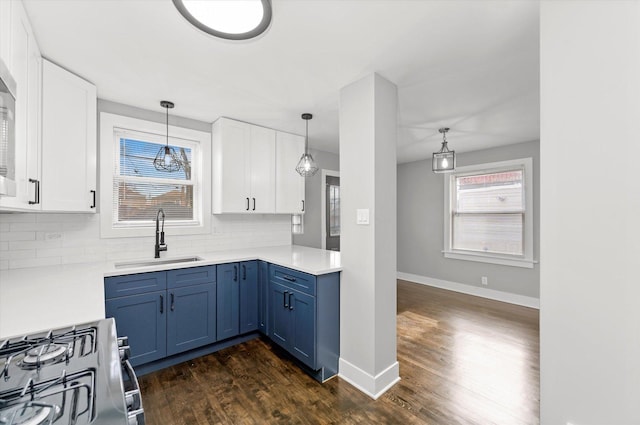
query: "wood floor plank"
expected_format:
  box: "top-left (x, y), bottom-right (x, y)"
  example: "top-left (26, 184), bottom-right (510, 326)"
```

top-left (139, 280), bottom-right (539, 424)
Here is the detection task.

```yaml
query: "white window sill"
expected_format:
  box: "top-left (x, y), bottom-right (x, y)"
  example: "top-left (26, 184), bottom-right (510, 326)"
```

top-left (442, 250), bottom-right (536, 269)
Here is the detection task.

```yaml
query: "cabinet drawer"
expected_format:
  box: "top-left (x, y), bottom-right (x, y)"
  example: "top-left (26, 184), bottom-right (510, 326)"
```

top-left (168, 265), bottom-right (216, 288)
top-left (270, 265), bottom-right (316, 296)
top-left (105, 271), bottom-right (167, 299)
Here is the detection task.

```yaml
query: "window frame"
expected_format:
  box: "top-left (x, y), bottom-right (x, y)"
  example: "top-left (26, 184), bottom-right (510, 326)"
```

top-left (99, 113), bottom-right (211, 239)
top-left (443, 157), bottom-right (535, 268)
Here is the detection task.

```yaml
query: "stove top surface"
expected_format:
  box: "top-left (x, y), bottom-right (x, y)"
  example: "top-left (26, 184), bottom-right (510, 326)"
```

top-left (0, 319), bottom-right (128, 425)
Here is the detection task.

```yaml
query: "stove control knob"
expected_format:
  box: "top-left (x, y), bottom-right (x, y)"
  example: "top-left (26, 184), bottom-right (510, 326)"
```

top-left (117, 336), bottom-right (129, 347)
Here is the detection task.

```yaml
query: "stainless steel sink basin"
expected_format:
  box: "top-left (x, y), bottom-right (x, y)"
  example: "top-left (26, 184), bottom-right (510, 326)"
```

top-left (114, 256), bottom-right (203, 269)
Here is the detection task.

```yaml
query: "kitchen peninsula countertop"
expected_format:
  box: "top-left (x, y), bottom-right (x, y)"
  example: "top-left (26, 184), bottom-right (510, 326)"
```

top-left (0, 245), bottom-right (341, 338)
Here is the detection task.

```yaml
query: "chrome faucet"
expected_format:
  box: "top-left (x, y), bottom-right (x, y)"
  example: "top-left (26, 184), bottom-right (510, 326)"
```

top-left (155, 208), bottom-right (167, 258)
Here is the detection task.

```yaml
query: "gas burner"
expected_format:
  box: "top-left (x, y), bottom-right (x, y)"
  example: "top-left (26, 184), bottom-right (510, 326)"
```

top-left (19, 344), bottom-right (72, 369)
top-left (0, 402), bottom-right (61, 425)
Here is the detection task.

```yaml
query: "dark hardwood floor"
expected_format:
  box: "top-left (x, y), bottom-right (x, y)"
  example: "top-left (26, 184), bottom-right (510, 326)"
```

top-left (139, 280), bottom-right (539, 424)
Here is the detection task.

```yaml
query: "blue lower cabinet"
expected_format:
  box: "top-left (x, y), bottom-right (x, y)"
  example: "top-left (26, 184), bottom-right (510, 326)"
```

top-left (217, 263), bottom-right (240, 340)
top-left (268, 264), bottom-right (340, 380)
top-left (105, 290), bottom-right (167, 366)
top-left (270, 282), bottom-right (292, 347)
top-left (240, 261), bottom-right (259, 334)
top-left (289, 290), bottom-right (316, 368)
top-left (269, 282), bottom-right (316, 369)
top-left (105, 265), bottom-right (216, 367)
top-left (167, 283), bottom-right (216, 356)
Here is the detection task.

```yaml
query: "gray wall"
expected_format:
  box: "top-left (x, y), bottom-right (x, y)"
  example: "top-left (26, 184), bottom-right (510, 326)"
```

top-left (293, 148), bottom-right (340, 249)
top-left (397, 140), bottom-right (540, 298)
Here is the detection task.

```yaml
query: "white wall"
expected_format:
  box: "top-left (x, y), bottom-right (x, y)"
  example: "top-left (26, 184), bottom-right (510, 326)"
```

top-left (540, 2), bottom-right (640, 423)
top-left (397, 140), bottom-right (539, 301)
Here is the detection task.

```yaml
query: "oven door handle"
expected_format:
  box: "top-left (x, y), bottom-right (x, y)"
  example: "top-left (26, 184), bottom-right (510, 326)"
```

top-left (122, 359), bottom-right (144, 411)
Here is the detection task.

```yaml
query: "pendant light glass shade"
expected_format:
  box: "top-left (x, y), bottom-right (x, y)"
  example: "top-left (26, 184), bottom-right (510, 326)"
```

top-left (296, 113), bottom-right (319, 177)
top-left (432, 127), bottom-right (455, 173)
top-left (153, 101), bottom-right (183, 173)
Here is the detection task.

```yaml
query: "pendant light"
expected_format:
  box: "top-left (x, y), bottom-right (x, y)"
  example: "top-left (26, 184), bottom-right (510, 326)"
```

top-left (296, 113), bottom-right (319, 177)
top-left (153, 101), bottom-right (183, 173)
top-left (432, 127), bottom-right (455, 173)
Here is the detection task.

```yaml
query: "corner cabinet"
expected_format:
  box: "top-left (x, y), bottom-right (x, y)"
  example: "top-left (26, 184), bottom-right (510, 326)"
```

top-left (275, 131), bottom-right (306, 214)
top-left (40, 59), bottom-right (97, 212)
top-left (105, 265), bottom-right (217, 367)
top-left (212, 118), bottom-right (275, 214)
top-left (268, 265), bottom-right (340, 381)
top-left (217, 261), bottom-right (258, 340)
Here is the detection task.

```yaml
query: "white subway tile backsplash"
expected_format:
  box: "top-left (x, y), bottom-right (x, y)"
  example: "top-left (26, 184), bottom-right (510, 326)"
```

top-left (0, 212), bottom-right (292, 270)
top-left (0, 231), bottom-right (37, 242)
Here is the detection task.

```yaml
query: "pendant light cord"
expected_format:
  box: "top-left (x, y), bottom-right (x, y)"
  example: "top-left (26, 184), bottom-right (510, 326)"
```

top-left (166, 106), bottom-right (169, 147)
top-left (305, 119), bottom-right (309, 153)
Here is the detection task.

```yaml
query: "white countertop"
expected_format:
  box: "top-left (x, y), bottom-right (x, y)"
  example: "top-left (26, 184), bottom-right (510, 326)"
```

top-left (0, 245), bottom-right (341, 339)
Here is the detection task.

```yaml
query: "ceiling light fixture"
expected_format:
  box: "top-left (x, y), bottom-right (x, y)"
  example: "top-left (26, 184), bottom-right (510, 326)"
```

top-left (153, 101), bottom-right (183, 173)
top-left (432, 127), bottom-right (455, 173)
top-left (172, 0), bottom-right (272, 41)
top-left (296, 113), bottom-right (319, 177)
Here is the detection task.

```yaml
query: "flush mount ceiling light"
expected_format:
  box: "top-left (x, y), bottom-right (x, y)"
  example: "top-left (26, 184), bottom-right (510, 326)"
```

top-left (153, 101), bottom-right (183, 173)
top-left (296, 113), bottom-right (319, 177)
top-left (172, 0), bottom-right (272, 41)
top-left (432, 127), bottom-right (455, 173)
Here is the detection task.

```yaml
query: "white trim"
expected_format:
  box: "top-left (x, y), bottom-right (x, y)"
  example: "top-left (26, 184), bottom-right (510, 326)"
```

top-left (397, 271), bottom-right (540, 309)
top-left (320, 169), bottom-right (340, 250)
top-left (442, 250), bottom-right (536, 268)
top-left (338, 358), bottom-right (400, 400)
top-left (444, 157), bottom-right (535, 267)
top-left (99, 112), bottom-right (211, 239)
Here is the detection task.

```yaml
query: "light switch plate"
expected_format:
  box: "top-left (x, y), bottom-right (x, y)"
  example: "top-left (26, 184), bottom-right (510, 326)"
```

top-left (356, 209), bottom-right (370, 225)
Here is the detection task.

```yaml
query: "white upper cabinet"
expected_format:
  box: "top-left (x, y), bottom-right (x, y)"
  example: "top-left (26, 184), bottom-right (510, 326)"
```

top-left (40, 59), bottom-right (97, 212)
top-left (212, 117), bottom-right (275, 214)
top-left (275, 131), bottom-right (305, 214)
top-left (0, 0), bottom-right (41, 211)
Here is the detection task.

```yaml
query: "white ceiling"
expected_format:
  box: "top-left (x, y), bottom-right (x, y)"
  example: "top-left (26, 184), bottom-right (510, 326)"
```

top-left (23, 0), bottom-right (539, 164)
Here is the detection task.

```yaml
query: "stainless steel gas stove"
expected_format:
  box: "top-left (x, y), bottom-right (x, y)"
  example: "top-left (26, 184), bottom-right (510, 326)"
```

top-left (0, 318), bottom-right (144, 425)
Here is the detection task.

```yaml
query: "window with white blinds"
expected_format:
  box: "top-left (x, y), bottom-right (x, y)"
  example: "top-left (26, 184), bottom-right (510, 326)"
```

top-left (444, 158), bottom-right (534, 268)
top-left (113, 129), bottom-right (199, 227)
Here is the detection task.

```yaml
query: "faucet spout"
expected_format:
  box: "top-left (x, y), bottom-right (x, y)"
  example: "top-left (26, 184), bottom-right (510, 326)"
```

top-left (155, 208), bottom-right (167, 258)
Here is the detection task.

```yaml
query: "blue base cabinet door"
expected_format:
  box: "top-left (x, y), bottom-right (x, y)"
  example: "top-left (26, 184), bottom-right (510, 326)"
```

top-left (270, 282), bottom-right (292, 348)
top-left (217, 263), bottom-right (240, 340)
top-left (289, 290), bottom-right (316, 368)
top-left (240, 260), bottom-right (258, 334)
top-left (105, 291), bottom-right (167, 366)
top-left (167, 283), bottom-right (216, 356)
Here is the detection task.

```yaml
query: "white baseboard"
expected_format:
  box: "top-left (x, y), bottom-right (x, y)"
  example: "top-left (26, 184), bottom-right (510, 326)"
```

top-left (338, 358), bottom-right (400, 400)
top-left (397, 272), bottom-right (540, 309)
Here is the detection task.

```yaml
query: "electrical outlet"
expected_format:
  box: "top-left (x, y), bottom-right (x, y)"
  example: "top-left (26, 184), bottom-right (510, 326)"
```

top-left (45, 232), bottom-right (62, 241)
top-left (481, 276), bottom-right (488, 286)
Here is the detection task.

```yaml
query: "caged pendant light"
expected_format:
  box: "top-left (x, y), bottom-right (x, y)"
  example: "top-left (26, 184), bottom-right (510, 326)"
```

top-left (432, 127), bottom-right (455, 173)
top-left (153, 101), bottom-right (183, 173)
top-left (295, 113), bottom-right (319, 177)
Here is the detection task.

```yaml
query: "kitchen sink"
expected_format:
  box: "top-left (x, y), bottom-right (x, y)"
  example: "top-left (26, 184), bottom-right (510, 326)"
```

top-left (114, 256), bottom-right (203, 269)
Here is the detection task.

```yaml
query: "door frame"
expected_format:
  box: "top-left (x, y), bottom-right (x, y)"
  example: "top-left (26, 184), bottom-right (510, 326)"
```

top-left (320, 169), bottom-right (340, 250)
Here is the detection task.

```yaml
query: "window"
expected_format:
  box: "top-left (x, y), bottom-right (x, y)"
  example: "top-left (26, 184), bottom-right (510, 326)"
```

top-left (444, 158), bottom-right (534, 268)
top-left (99, 113), bottom-right (211, 238)
top-left (328, 184), bottom-right (340, 237)
top-left (115, 133), bottom-right (195, 225)
top-left (291, 214), bottom-right (303, 234)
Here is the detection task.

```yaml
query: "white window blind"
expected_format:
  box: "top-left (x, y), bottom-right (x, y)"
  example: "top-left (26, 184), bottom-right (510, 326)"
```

top-left (113, 130), bottom-right (197, 227)
top-left (452, 170), bottom-right (524, 255)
